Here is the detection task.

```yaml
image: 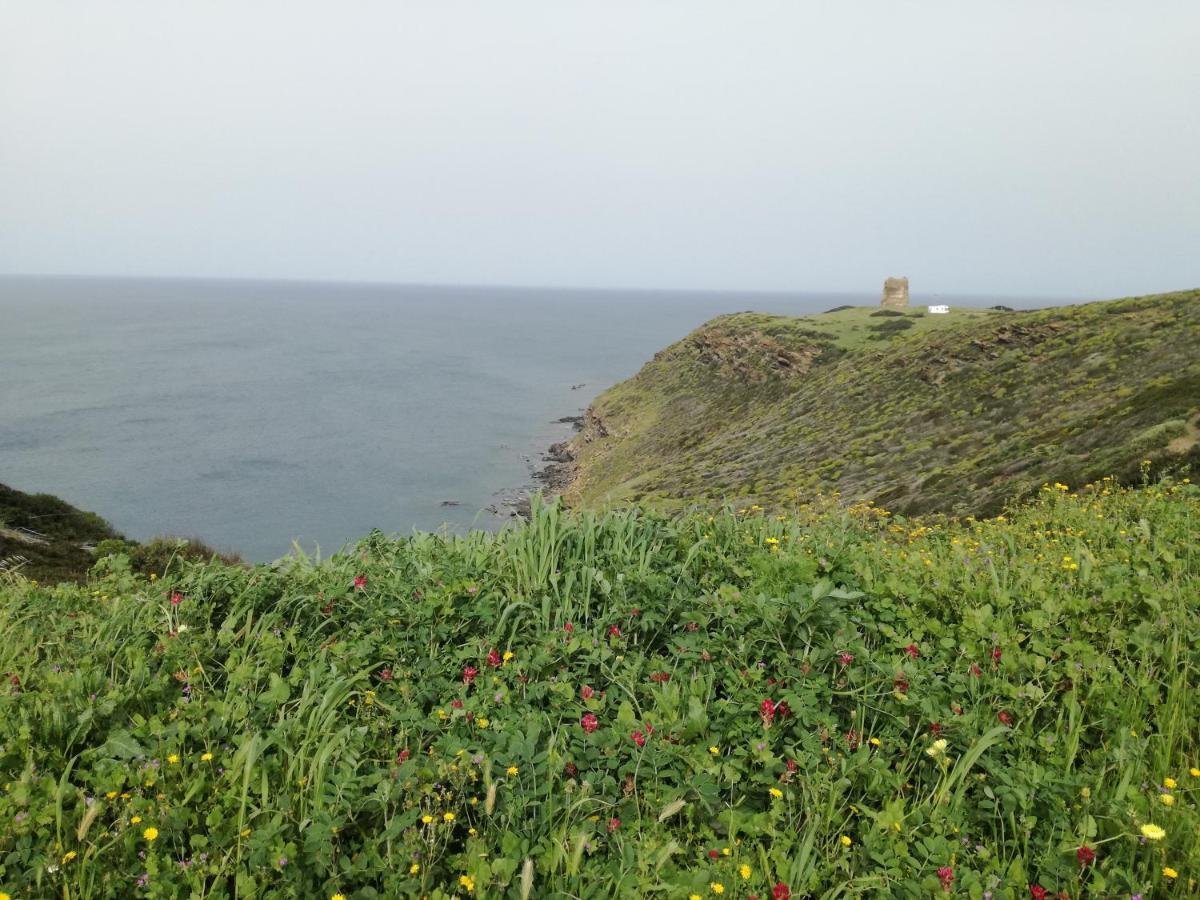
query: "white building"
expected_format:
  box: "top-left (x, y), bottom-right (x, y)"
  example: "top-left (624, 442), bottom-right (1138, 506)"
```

top-left (927, 304), bottom-right (950, 314)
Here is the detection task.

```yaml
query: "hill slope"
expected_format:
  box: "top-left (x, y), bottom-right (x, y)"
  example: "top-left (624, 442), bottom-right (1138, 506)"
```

top-left (0, 482), bottom-right (123, 583)
top-left (563, 290), bottom-right (1200, 515)
top-left (1, 484), bottom-right (1197, 896)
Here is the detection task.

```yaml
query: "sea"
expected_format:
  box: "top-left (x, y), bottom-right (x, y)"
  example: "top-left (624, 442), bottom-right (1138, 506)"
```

top-left (0, 276), bottom-right (1065, 561)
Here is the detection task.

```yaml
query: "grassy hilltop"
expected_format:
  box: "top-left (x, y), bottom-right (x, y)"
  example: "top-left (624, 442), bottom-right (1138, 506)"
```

top-left (563, 290), bottom-right (1200, 515)
top-left (1, 482), bottom-right (1199, 897)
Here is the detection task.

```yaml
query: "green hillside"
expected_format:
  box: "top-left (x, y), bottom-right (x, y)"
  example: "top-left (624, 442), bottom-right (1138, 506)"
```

top-left (1, 483), bottom-right (1198, 897)
top-left (563, 290), bottom-right (1200, 515)
top-left (0, 482), bottom-right (123, 584)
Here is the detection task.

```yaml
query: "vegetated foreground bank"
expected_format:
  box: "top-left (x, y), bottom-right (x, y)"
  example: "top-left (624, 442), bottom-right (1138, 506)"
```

top-left (561, 289), bottom-right (1200, 515)
top-left (1, 479), bottom-right (1198, 897)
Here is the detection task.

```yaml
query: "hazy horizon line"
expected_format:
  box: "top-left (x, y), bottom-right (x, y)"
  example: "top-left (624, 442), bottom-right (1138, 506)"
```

top-left (0, 270), bottom-right (1100, 302)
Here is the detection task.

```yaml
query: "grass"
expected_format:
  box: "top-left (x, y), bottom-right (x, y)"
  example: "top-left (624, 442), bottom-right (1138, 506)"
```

top-left (1, 477), bottom-right (1197, 897)
top-left (563, 289), bottom-right (1200, 517)
top-left (0, 483), bottom-right (122, 584)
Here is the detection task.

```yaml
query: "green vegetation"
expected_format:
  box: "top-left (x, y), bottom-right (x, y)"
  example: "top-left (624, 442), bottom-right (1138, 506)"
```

top-left (2, 480), bottom-right (1198, 897)
top-left (564, 290), bottom-right (1200, 515)
top-left (0, 483), bottom-right (123, 584)
top-left (0, 483), bottom-right (243, 584)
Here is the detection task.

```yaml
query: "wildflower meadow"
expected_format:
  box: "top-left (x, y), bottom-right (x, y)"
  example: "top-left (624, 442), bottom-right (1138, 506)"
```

top-left (1, 479), bottom-right (1197, 898)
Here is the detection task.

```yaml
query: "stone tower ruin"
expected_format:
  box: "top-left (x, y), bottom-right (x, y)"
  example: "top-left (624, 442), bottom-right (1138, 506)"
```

top-left (881, 277), bottom-right (909, 308)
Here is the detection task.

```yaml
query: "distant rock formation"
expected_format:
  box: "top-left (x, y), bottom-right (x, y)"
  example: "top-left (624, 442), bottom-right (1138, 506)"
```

top-left (881, 277), bottom-right (910, 308)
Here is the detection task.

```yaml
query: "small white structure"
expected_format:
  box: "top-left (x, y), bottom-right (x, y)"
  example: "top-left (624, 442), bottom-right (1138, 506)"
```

top-left (927, 304), bottom-right (950, 315)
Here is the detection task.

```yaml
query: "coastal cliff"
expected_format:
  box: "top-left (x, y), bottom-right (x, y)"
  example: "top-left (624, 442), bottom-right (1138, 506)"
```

top-left (557, 289), bottom-right (1200, 515)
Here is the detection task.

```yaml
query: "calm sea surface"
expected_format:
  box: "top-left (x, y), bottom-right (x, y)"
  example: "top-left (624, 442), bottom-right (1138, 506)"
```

top-left (0, 277), bottom-right (1061, 560)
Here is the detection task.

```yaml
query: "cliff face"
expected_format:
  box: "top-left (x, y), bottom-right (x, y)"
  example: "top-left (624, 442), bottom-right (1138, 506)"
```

top-left (561, 290), bottom-right (1200, 515)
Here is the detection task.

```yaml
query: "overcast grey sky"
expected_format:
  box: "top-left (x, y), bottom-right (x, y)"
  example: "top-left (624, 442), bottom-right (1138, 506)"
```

top-left (2, 2), bottom-right (1197, 296)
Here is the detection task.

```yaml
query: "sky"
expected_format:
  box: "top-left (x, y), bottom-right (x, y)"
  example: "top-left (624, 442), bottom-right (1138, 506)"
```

top-left (1, 1), bottom-right (1198, 297)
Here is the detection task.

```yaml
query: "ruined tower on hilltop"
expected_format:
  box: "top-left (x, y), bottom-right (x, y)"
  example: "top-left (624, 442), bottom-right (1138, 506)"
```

top-left (881, 276), bottom-right (909, 308)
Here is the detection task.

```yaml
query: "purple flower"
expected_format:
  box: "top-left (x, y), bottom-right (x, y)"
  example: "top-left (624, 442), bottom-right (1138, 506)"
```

top-left (278, 857), bottom-right (289, 867)
top-left (136, 873), bottom-right (150, 887)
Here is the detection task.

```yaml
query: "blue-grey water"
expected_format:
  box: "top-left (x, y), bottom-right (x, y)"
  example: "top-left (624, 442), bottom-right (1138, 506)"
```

top-left (0, 276), bottom-right (1066, 561)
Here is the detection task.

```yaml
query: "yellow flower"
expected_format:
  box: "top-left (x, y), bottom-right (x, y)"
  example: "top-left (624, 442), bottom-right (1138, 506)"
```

top-left (1141, 823), bottom-right (1166, 840)
top-left (459, 874), bottom-right (475, 892)
top-left (332, 895), bottom-right (347, 900)
top-left (1163, 866), bottom-right (1178, 879)
top-left (690, 895), bottom-right (703, 900)
top-left (739, 864), bottom-right (751, 880)
top-left (1, 892), bottom-right (10, 900)
top-left (131, 815), bottom-right (142, 824)
top-left (443, 812), bottom-right (455, 822)
top-left (240, 827), bottom-right (252, 837)
top-left (421, 815), bottom-right (433, 824)
top-left (149, 573), bottom-right (157, 581)
top-left (710, 884), bottom-right (725, 895)
top-left (768, 787), bottom-right (783, 799)
top-left (1080, 786), bottom-right (1090, 799)
top-left (1164, 777), bottom-right (1178, 789)
top-left (869, 737), bottom-right (881, 747)
top-left (502, 651), bottom-right (514, 662)
top-left (410, 863), bottom-right (420, 874)
top-left (1160, 793), bottom-right (1175, 806)
top-left (105, 790), bottom-right (118, 799)
top-left (167, 754), bottom-right (179, 765)
top-left (708, 746), bottom-right (719, 755)
top-left (840, 834), bottom-right (852, 847)
top-left (1191, 767), bottom-right (1200, 778)
top-left (142, 826), bottom-right (158, 841)
top-left (477, 718), bottom-right (489, 729)
top-left (468, 827), bottom-right (477, 835)
top-left (765, 537), bottom-right (779, 545)
top-left (200, 752), bottom-right (213, 762)
top-left (506, 766), bottom-right (519, 776)
top-left (721, 847), bottom-right (731, 856)
top-left (63, 850), bottom-right (77, 863)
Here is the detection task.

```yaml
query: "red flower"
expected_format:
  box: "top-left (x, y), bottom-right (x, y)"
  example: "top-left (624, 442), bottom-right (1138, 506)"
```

top-left (838, 652), bottom-right (854, 666)
top-left (760, 698), bottom-right (777, 728)
top-left (894, 672), bottom-right (910, 693)
top-left (772, 883), bottom-right (791, 900)
top-left (929, 722), bottom-right (942, 737)
top-left (631, 730), bottom-right (646, 747)
top-left (1029, 887), bottom-right (1047, 900)
top-left (581, 713), bottom-right (599, 733)
top-left (785, 758), bottom-right (798, 773)
top-left (631, 607), bottom-right (641, 617)
top-left (378, 668), bottom-right (393, 682)
top-left (170, 592), bottom-right (183, 606)
top-left (451, 699), bottom-right (463, 709)
top-left (998, 710), bottom-right (1013, 727)
top-left (905, 643), bottom-right (920, 659)
top-left (563, 762), bottom-right (578, 778)
top-left (649, 672), bottom-right (671, 683)
top-left (462, 666), bottom-right (478, 685)
top-left (952, 704), bottom-right (963, 716)
top-left (937, 866), bottom-right (954, 892)
top-left (353, 575), bottom-right (367, 590)
top-left (564, 622), bottom-right (574, 632)
top-left (708, 850), bottom-right (721, 859)
top-left (580, 685), bottom-right (595, 701)
top-left (845, 729), bottom-right (859, 750)
top-left (992, 646), bottom-right (1002, 663)
top-left (969, 662), bottom-right (982, 678)
top-left (776, 701), bottom-right (792, 719)
top-left (607, 816), bottom-right (621, 832)
top-left (1076, 846), bottom-right (1095, 867)
top-left (396, 749), bottom-right (410, 763)
top-left (608, 625), bottom-right (621, 638)
top-left (487, 649), bottom-right (503, 668)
